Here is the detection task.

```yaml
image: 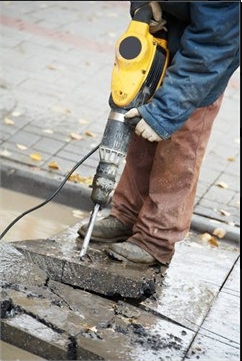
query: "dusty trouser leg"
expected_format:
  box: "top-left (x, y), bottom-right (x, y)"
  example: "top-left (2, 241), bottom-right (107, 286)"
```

top-left (111, 134), bottom-right (157, 229)
top-left (111, 95), bottom-right (224, 264)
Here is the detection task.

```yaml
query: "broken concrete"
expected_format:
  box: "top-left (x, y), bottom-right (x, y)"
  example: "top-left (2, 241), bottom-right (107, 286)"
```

top-left (1, 314), bottom-right (74, 361)
top-left (0, 225), bottom-right (239, 360)
top-left (12, 238), bottom-right (160, 299)
top-left (1, 280), bottom-right (194, 361)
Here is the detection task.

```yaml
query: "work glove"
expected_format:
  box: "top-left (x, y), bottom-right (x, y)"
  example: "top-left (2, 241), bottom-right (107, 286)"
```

top-left (125, 108), bottom-right (163, 142)
top-left (134, 2), bottom-right (167, 34)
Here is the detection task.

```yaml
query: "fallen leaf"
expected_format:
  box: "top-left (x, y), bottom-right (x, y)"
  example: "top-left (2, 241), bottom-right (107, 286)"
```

top-left (85, 130), bottom-right (96, 137)
top-left (70, 132), bottom-right (83, 140)
top-left (48, 64), bottom-right (57, 70)
top-left (68, 173), bottom-right (93, 186)
top-left (0, 149), bottom-right (11, 157)
top-left (48, 161), bottom-right (59, 170)
top-left (4, 117), bottom-right (15, 125)
top-left (43, 129), bottom-right (54, 134)
top-left (208, 237), bottom-right (219, 247)
top-left (78, 118), bottom-right (89, 125)
top-left (52, 106), bottom-right (71, 115)
top-left (213, 228), bottom-right (226, 239)
top-left (16, 144), bottom-right (27, 150)
top-left (11, 110), bottom-right (22, 117)
top-left (30, 153), bottom-right (42, 161)
top-left (220, 209), bottom-right (231, 217)
top-left (200, 233), bottom-right (212, 242)
top-left (216, 181), bottom-right (228, 189)
top-left (227, 156), bottom-right (235, 162)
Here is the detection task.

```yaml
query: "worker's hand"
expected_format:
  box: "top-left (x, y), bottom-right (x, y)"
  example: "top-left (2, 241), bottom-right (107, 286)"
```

top-left (135, 2), bottom-right (167, 34)
top-left (124, 108), bottom-right (163, 142)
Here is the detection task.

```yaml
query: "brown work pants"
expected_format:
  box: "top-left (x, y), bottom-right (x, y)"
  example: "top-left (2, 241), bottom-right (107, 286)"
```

top-left (111, 95), bottom-right (224, 264)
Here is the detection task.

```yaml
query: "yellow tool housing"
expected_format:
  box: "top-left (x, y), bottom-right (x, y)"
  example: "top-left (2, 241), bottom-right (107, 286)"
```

top-left (111, 19), bottom-right (169, 108)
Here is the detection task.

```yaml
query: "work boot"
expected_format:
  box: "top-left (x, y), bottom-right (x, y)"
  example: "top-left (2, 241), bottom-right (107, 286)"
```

top-left (106, 240), bottom-right (158, 265)
top-left (77, 215), bottom-right (132, 242)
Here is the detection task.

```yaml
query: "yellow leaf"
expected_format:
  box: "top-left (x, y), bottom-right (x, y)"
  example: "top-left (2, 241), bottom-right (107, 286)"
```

top-left (85, 130), bottom-right (96, 137)
top-left (227, 157), bottom-right (235, 162)
top-left (12, 110), bottom-right (22, 117)
top-left (0, 149), bottom-right (11, 157)
top-left (30, 153), bottom-right (42, 161)
top-left (43, 129), bottom-right (54, 134)
top-left (208, 237), bottom-right (219, 247)
top-left (48, 64), bottom-right (57, 70)
top-left (68, 173), bottom-right (93, 186)
top-left (220, 209), bottom-right (231, 217)
top-left (16, 144), bottom-right (27, 150)
top-left (216, 181), bottom-right (228, 189)
top-left (78, 118), bottom-right (89, 125)
top-left (48, 161), bottom-right (59, 170)
top-left (4, 117), bottom-right (15, 125)
top-left (70, 132), bottom-right (83, 140)
top-left (200, 233), bottom-right (212, 242)
top-left (52, 106), bottom-right (71, 115)
top-left (213, 228), bottom-right (226, 239)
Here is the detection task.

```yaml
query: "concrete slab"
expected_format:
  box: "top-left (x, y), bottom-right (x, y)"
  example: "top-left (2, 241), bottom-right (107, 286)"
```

top-left (186, 282), bottom-right (240, 360)
top-left (0, 243), bottom-right (47, 288)
top-left (1, 228), bottom-right (239, 360)
top-left (141, 231), bottom-right (240, 330)
top-left (185, 333), bottom-right (240, 361)
top-left (1, 281), bottom-right (194, 361)
top-left (10, 224), bottom-right (239, 314)
top-left (222, 257), bottom-right (240, 297)
top-left (1, 314), bottom-right (74, 360)
top-left (12, 237), bottom-right (161, 299)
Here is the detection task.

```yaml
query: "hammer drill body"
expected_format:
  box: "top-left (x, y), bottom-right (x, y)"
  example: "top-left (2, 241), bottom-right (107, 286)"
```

top-left (80, 5), bottom-right (169, 258)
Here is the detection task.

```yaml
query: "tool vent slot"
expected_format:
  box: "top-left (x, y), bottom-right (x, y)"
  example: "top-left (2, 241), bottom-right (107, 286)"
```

top-left (144, 45), bottom-right (167, 98)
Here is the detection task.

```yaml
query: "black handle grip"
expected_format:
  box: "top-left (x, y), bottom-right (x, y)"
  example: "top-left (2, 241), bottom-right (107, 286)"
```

top-left (133, 4), bottom-right (153, 24)
top-left (124, 116), bottom-right (141, 129)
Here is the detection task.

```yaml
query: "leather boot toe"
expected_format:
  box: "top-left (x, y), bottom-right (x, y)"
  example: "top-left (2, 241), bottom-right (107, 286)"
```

top-left (78, 215), bottom-right (132, 242)
top-left (106, 241), bottom-right (157, 265)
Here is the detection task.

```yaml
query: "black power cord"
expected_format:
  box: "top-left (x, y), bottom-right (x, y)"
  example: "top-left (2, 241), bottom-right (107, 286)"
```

top-left (0, 144), bottom-right (100, 240)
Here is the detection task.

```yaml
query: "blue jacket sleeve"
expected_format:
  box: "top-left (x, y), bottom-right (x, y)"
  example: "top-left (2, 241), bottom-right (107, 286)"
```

top-left (138, 2), bottom-right (240, 140)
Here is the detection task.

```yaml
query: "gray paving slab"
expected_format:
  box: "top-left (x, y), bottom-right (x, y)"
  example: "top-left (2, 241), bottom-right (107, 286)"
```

top-left (1, 315), bottom-right (73, 361)
top-left (12, 238), bottom-right (160, 299)
top-left (141, 231), bottom-right (239, 331)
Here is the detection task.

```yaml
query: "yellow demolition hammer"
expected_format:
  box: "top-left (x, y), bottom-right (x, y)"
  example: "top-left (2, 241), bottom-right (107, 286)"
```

top-left (80, 4), bottom-right (170, 258)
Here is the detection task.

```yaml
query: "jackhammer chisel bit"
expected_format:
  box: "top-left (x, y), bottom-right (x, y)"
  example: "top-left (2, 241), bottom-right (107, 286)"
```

top-left (79, 203), bottom-right (100, 259)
